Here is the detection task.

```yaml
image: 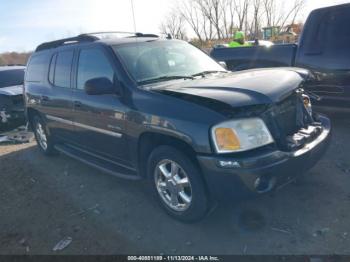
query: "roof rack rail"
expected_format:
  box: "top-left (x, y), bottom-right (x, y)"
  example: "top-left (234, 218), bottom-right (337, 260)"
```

top-left (35, 34), bottom-right (98, 52)
top-left (35, 31), bottom-right (162, 52)
top-left (129, 33), bottom-right (160, 38)
top-left (80, 31), bottom-right (138, 36)
top-left (82, 31), bottom-right (160, 38)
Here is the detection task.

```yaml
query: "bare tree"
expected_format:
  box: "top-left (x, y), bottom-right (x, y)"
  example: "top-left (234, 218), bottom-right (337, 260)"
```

top-left (281, 0), bottom-right (306, 28)
top-left (162, 0), bottom-right (306, 46)
top-left (178, 0), bottom-right (205, 42)
top-left (159, 10), bottom-right (187, 40)
top-left (232, 0), bottom-right (250, 31)
top-left (198, 0), bottom-right (226, 39)
top-left (249, 0), bottom-right (263, 39)
top-left (263, 0), bottom-right (305, 29)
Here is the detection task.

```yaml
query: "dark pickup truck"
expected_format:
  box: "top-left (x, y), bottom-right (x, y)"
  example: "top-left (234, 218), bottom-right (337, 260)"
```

top-left (211, 3), bottom-right (350, 111)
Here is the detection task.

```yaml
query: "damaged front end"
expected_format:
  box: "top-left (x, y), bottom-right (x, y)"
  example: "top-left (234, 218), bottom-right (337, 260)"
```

top-left (259, 88), bottom-right (325, 153)
top-left (0, 94), bottom-right (25, 130)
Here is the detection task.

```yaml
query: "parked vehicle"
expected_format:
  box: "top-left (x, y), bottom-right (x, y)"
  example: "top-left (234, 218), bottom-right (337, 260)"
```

top-left (211, 3), bottom-right (350, 111)
top-left (0, 66), bottom-right (26, 129)
top-left (25, 33), bottom-right (331, 222)
top-left (214, 40), bottom-right (274, 49)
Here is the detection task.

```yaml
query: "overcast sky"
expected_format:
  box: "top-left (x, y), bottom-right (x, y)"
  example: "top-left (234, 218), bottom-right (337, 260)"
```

top-left (0, 0), bottom-right (349, 52)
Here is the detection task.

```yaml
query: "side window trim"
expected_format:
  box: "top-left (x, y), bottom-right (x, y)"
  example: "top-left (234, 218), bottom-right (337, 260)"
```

top-left (48, 53), bottom-right (57, 85)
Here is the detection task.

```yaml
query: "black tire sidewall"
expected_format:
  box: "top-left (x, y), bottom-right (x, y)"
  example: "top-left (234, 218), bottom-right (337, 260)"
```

top-left (147, 145), bottom-right (209, 222)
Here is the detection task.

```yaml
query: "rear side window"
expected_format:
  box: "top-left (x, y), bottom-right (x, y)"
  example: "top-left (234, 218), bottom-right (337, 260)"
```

top-left (77, 48), bottom-right (114, 90)
top-left (302, 7), bottom-right (350, 55)
top-left (324, 7), bottom-right (350, 50)
top-left (26, 54), bottom-right (47, 82)
top-left (53, 50), bottom-right (74, 88)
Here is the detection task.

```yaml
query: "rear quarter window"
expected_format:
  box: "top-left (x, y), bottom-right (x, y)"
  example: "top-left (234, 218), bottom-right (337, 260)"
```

top-left (26, 54), bottom-right (48, 82)
top-left (324, 7), bottom-right (350, 50)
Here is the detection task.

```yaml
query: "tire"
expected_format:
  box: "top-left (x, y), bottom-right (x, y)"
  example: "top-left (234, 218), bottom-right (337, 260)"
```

top-left (147, 145), bottom-right (209, 222)
top-left (32, 115), bottom-right (56, 156)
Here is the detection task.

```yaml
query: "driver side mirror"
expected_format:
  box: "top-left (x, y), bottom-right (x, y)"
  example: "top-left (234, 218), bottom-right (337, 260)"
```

top-left (84, 77), bottom-right (117, 95)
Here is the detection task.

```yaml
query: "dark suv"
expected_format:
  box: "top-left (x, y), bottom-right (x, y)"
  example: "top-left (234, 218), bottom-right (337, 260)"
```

top-left (24, 33), bottom-right (331, 222)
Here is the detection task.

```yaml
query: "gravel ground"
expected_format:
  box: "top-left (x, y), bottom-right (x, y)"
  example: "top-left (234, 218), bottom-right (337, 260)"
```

top-left (0, 112), bottom-right (349, 255)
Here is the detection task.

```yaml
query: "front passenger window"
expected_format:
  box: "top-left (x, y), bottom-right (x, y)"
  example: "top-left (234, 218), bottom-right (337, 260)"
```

top-left (77, 49), bottom-right (115, 90)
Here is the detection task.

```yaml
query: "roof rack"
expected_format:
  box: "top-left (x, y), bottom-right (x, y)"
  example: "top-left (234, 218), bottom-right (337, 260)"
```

top-left (130, 33), bottom-right (160, 38)
top-left (35, 31), bottom-right (161, 52)
top-left (83, 31), bottom-right (160, 38)
top-left (35, 34), bottom-right (98, 52)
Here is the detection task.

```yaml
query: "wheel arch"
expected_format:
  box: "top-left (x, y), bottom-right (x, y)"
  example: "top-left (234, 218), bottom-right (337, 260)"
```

top-left (137, 131), bottom-right (201, 179)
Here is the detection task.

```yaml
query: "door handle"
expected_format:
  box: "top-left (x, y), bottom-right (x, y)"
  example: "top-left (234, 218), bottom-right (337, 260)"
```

top-left (74, 100), bottom-right (82, 107)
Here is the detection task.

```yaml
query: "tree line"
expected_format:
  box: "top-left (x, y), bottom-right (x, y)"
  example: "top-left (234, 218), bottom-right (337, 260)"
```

top-left (0, 52), bottom-right (31, 66)
top-left (160, 0), bottom-right (305, 44)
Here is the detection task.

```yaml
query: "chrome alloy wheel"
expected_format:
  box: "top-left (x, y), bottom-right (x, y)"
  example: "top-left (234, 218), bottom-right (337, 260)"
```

top-left (154, 159), bottom-right (193, 212)
top-left (35, 121), bottom-right (48, 150)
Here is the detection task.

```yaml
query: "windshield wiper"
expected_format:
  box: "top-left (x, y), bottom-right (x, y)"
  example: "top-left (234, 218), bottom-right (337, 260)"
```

top-left (191, 70), bottom-right (227, 77)
top-left (138, 75), bottom-right (194, 85)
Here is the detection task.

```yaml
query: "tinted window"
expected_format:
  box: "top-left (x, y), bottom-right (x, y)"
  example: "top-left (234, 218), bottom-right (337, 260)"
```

top-left (77, 49), bottom-right (114, 90)
top-left (54, 50), bottom-right (74, 88)
top-left (26, 54), bottom-right (47, 82)
top-left (113, 41), bottom-right (224, 83)
top-left (0, 69), bottom-right (25, 88)
top-left (324, 7), bottom-right (350, 50)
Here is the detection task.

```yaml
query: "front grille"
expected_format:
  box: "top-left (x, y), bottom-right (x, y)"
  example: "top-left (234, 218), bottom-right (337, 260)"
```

top-left (273, 94), bottom-right (299, 136)
top-left (264, 92), bottom-right (317, 151)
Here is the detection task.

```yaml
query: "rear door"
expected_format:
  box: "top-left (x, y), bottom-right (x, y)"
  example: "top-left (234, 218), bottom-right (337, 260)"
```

top-left (70, 46), bottom-right (130, 166)
top-left (296, 5), bottom-right (350, 109)
top-left (44, 50), bottom-right (75, 141)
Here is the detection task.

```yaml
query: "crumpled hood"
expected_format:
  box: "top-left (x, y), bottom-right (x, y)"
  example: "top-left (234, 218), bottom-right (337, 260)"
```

top-left (0, 85), bottom-right (23, 96)
top-left (150, 68), bottom-right (307, 108)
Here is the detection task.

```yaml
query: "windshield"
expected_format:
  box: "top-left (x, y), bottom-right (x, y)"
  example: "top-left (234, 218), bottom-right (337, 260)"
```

top-left (113, 40), bottom-right (225, 84)
top-left (0, 69), bottom-right (25, 88)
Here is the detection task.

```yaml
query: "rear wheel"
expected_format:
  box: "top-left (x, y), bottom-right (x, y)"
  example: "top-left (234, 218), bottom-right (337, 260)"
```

top-left (148, 146), bottom-right (209, 222)
top-left (32, 115), bottom-right (56, 156)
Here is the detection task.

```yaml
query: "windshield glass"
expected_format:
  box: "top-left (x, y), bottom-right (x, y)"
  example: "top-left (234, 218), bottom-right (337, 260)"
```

top-left (113, 41), bottom-right (225, 84)
top-left (0, 69), bottom-right (25, 88)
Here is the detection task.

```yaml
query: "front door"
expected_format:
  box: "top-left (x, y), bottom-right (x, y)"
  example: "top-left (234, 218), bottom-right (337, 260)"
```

top-left (71, 47), bottom-right (130, 166)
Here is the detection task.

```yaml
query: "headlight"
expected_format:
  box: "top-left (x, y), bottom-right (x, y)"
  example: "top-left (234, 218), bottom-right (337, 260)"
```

top-left (211, 118), bottom-right (274, 153)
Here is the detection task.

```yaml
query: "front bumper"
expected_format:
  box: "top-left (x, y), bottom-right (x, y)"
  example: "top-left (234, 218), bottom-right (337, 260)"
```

top-left (197, 115), bottom-right (331, 200)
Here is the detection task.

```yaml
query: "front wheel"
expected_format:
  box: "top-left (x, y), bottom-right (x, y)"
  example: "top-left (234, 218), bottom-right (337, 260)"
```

top-left (148, 146), bottom-right (209, 222)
